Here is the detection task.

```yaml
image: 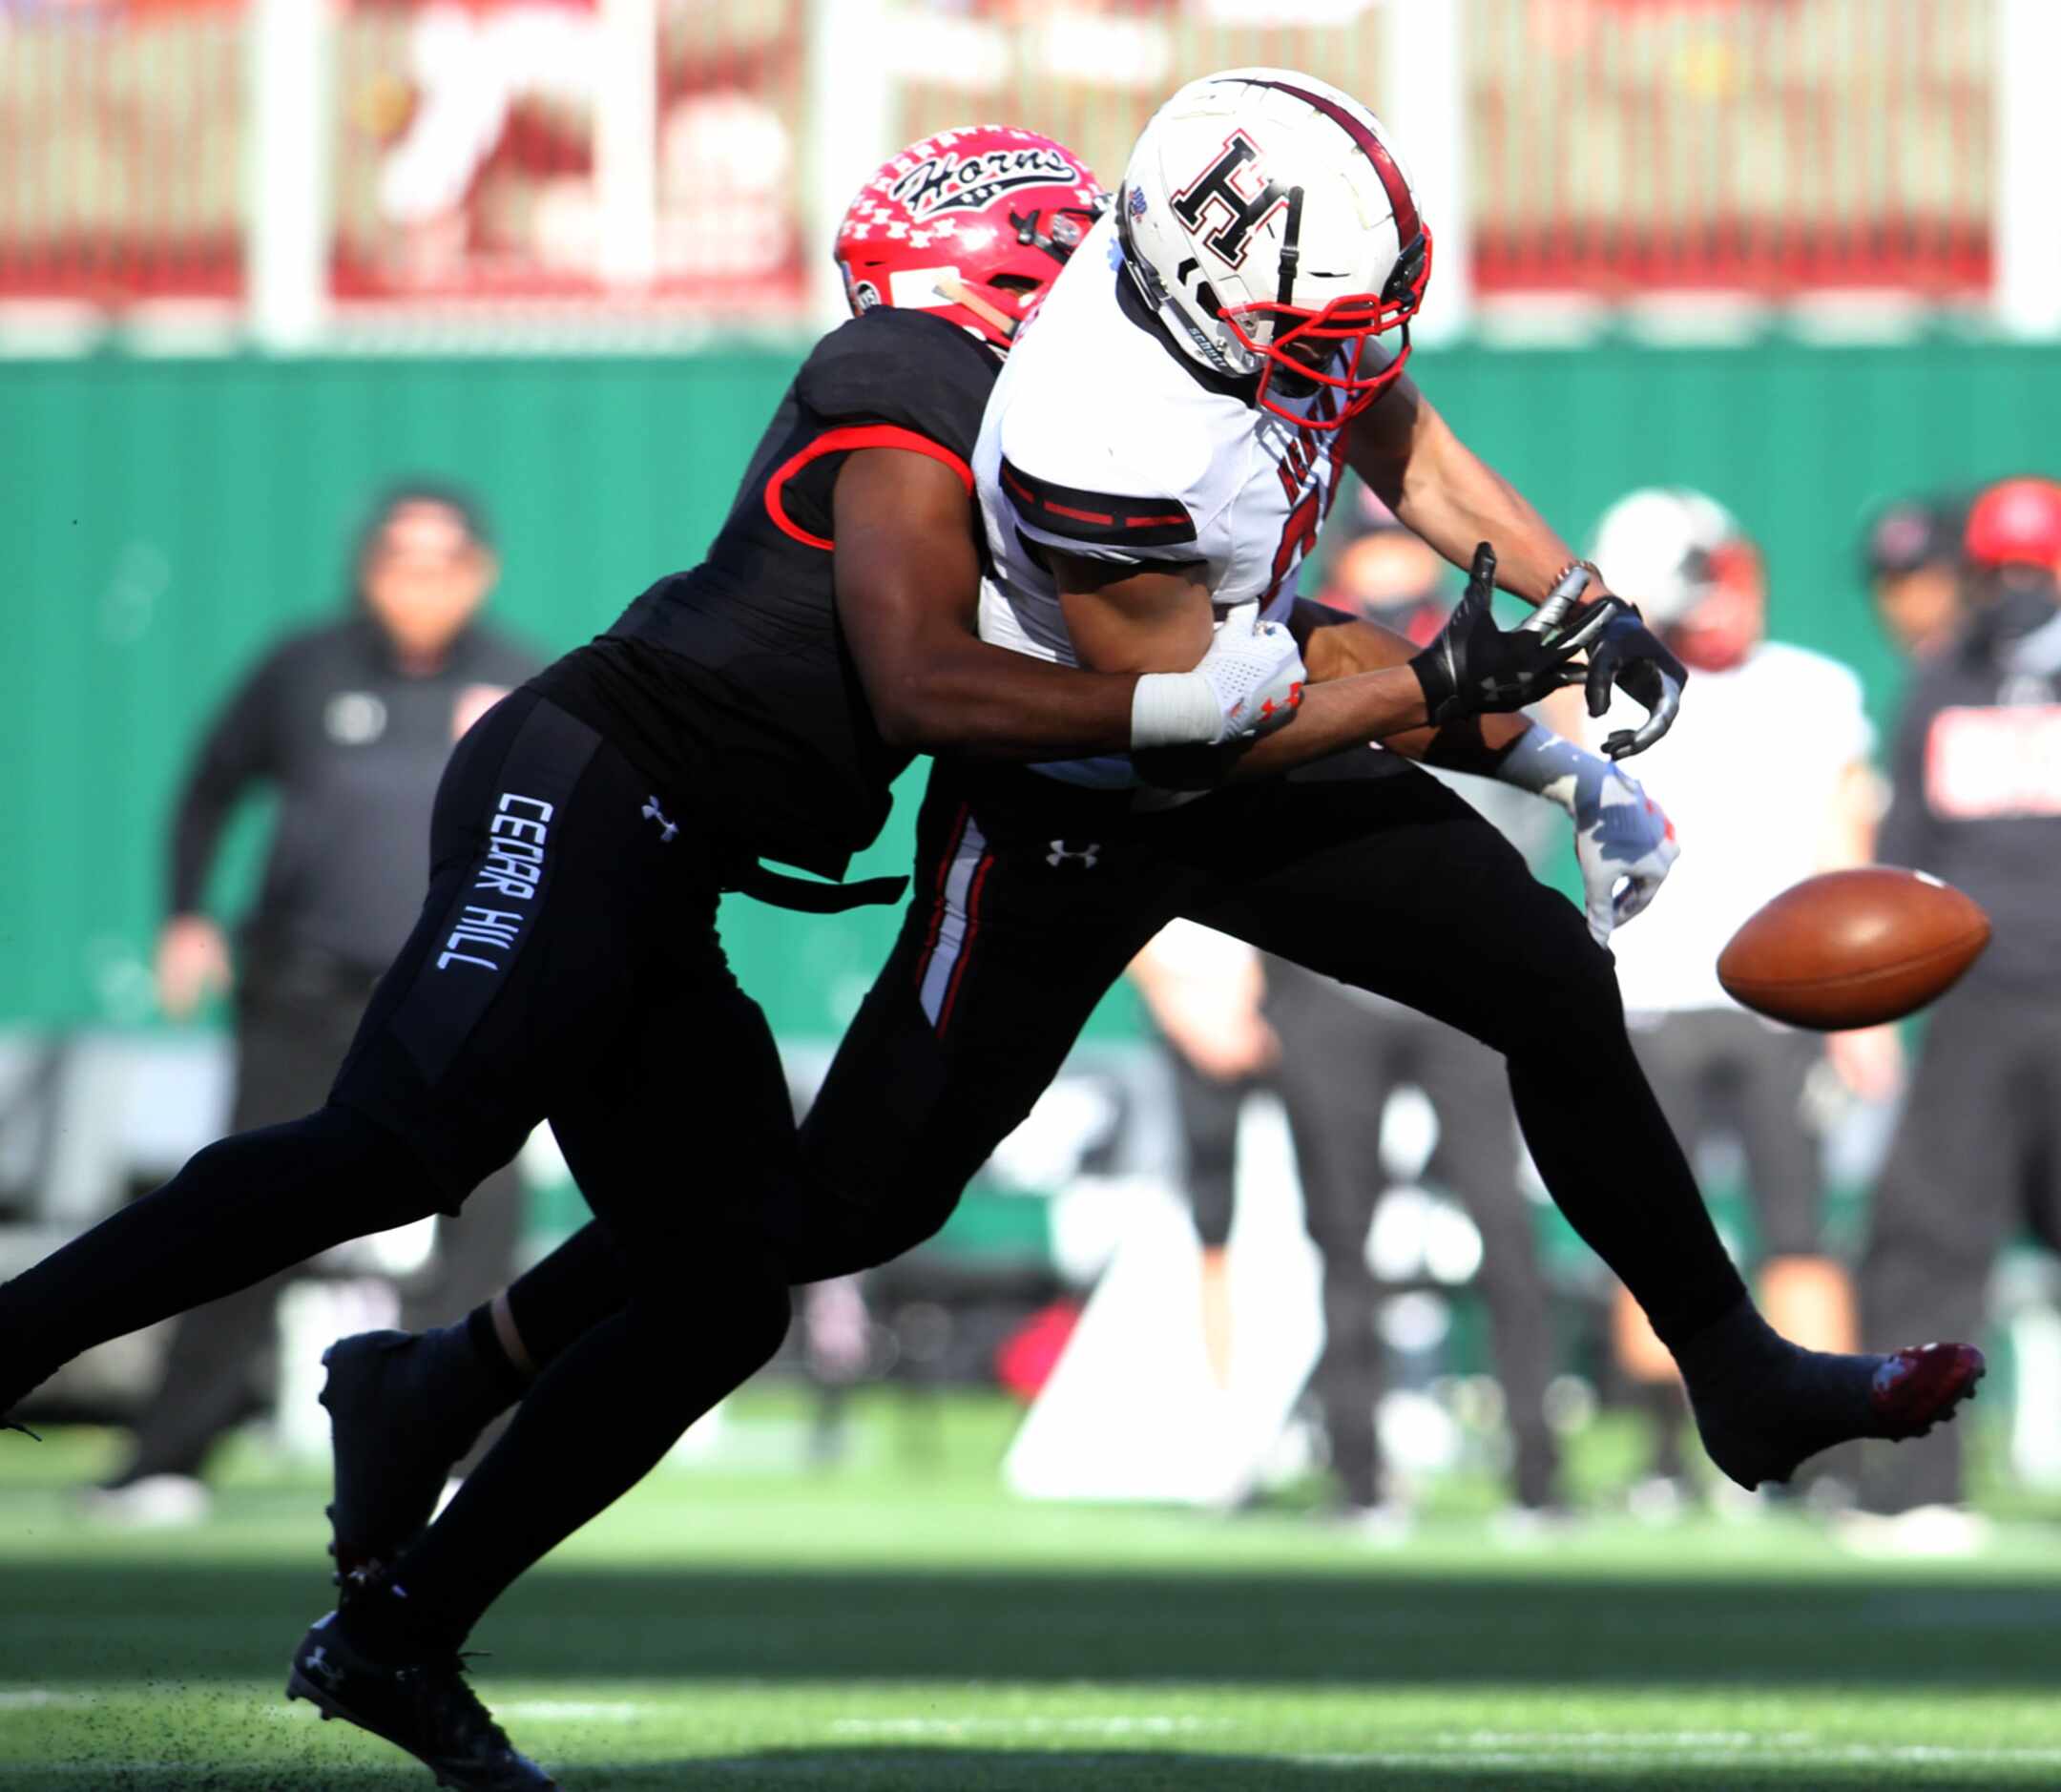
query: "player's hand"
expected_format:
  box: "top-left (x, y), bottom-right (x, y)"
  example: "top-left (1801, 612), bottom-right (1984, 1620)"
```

top-left (1199, 600), bottom-right (1306, 743)
top-left (1569, 761), bottom-right (1678, 946)
top-left (156, 914), bottom-right (232, 1021)
top-left (1410, 545), bottom-right (1618, 725)
top-left (1585, 607), bottom-right (1687, 759)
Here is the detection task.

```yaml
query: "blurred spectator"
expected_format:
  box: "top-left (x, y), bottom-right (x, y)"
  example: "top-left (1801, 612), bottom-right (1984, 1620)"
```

top-left (1851, 475), bottom-right (2061, 1552)
top-left (86, 484), bottom-right (540, 1526)
top-left (1589, 489), bottom-right (1880, 1512)
top-left (1863, 496), bottom-right (1967, 662)
top-left (1128, 514), bottom-right (1564, 1531)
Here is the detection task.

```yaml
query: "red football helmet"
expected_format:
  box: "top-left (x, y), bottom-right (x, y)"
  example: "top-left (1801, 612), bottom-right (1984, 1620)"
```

top-left (1964, 476), bottom-right (2061, 572)
top-left (834, 127), bottom-right (1107, 355)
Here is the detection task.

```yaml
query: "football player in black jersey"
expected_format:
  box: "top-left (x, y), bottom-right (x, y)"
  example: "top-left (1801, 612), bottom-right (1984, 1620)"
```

top-left (324, 79), bottom-right (1984, 1662)
top-left (0, 128), bottom-right (1576, 1792)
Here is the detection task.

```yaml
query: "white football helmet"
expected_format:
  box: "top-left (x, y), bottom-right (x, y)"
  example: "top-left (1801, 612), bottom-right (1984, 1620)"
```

top-left (1590, 488), bottom-right (1748, 627)
top-left (1115, 67), bottom-right (1430, 429)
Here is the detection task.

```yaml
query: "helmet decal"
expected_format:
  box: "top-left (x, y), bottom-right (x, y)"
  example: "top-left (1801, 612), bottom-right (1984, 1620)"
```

top-left (1170, 132), bottom-right (1289, 267)
top-left (836, 126), bottom-right (1106, 354)
top-left (887, 144), bottom-right (1084, 223)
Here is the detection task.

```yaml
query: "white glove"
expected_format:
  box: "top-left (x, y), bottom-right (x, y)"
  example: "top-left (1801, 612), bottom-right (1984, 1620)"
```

top-left (1131, 601), bottom-right (1306, 749)
top-left (1495, 725), bottom-right (1680, 946)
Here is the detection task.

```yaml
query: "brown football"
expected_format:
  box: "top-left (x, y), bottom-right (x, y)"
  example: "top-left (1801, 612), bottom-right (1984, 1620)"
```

top-left (1717, 868), bottom-right (1990, 1031)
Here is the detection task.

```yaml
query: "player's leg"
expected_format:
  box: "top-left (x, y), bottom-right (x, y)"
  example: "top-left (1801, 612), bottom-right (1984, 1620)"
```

top-left (1185, 748), bottom-right (1981, 1489)
top-left (1412, 1017), bottom-right (1561, 1511)
top-left (323, 761), bottom-right (1177, 1583)
top-left (0, 695), bottom-right (595, 1414)
top-left (1856, 995), bottom-right (2019, 1515)
top-left (1265, 961), bottom-right (1397, 1514)
top-left (780, 762), bottom-right (1181, 1283)
top-left (292, 697), bottom-right (747, 1788)
top-left (339, 963), bottom-right (798, 1664)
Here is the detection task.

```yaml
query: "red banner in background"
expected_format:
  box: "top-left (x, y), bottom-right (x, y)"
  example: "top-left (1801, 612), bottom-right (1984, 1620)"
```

top-left (330, 0), bottom-right (806, 313)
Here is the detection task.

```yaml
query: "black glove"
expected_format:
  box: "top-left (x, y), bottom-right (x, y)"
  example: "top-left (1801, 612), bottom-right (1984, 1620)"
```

top-left (1410, 544), bottom-right (1619, 725)
top-left (1585, 609), bottom-right (1687, 759)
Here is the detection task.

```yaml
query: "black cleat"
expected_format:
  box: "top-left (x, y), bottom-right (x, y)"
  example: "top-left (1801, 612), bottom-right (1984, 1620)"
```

top-left (323, 1331), bottom-right (478, 1581)
top-left (287, 1608), bottom-right (558, 1791)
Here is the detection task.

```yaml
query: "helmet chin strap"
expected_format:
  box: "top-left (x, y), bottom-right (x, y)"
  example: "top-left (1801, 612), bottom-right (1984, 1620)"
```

top-left (932, 278), bottom-right (1018, 342)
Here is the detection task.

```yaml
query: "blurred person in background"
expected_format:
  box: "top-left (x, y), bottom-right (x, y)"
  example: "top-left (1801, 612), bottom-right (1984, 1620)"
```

top-left (1863, 495), bottom-right (1967, 664)
top-left (89, 485), bottom-right (540, 1526)
top-left (1851, 476), bottom-right (2061, 1552)
top-left (1128, 511), bottom-right (1568, 1531)
top-left (1588, 490), bottom-right (1883, 1514)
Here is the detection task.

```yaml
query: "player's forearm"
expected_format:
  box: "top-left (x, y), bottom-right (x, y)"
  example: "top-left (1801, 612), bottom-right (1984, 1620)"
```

top-left (1289, 599), bottom-right (1529, 768)
top-left (1347, 384), bottom-right (1581, 606)
top-left (1137, 663), bottom-right (1427, 787)
top-left (871, 636), bottom-right (1142, 759)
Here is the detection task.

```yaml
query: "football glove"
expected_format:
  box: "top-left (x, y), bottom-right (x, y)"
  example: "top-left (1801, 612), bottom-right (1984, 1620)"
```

top-left (1571, 761), bottom-right (1678, 946)
top-left (1131, 600), bottom-right (1306, 749)
top-left (1410, 545), bottom-right (1620, 726)
top-left (1585, 608), bottom-right (1688, 759)
top-left (1494, 723), bottom-right (1679, 946)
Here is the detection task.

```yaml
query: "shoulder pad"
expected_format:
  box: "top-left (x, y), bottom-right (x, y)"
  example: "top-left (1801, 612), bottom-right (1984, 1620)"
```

top-left (795, 308), bottom-right (995, 430)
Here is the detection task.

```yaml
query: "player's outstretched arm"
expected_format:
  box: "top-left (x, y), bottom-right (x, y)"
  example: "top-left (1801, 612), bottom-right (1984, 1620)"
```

top-left (833, 448), bottom-right (1300, 761)
top-left (1346, 373), bottom-right (1686, 757)
top-left (1049, 549), bottom-right (1426, 785)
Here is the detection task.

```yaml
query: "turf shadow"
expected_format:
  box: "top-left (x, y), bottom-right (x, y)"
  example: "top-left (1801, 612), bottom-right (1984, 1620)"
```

top-left (5, 1561), bottom-right (2058, 1691)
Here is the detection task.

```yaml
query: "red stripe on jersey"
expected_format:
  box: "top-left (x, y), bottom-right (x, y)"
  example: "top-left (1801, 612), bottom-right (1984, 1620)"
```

top-left (765, 425), bottom-right (975, 553)
top-left (913, 802), bottom-right (970, 987)
top-left (1127, 513), bottom-right (1192, 528)
top-left (937, 848), bottom-right (995, 1034)
top-left (1046, 499), bottom-right (1116, 526)
top-left (1249, 78), bottom-right (1420, 247)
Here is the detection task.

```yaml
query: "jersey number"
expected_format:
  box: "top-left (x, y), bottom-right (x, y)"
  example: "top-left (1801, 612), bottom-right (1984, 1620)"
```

top-left (1264, 487), bottom-right (1322, 608)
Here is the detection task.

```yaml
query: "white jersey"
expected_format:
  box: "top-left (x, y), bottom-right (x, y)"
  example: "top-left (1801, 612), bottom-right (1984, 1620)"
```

top-left (1604, 639), bottom-right (1875, 1016)
top-left (974, 215), bottom-right (1370, 787)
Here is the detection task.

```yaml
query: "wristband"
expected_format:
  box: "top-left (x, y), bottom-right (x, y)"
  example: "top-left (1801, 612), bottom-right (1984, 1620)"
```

top-left (1492, 723), bottom-right (1605, 816)
top-left (1130, 670), bottom-right (1220, 750)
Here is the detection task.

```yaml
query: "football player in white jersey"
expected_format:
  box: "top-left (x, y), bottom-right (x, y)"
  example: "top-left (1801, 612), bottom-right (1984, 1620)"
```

top-left (866, 68), bottom-right (1978, 1495)
top-left (302, 84), bottom-right (1980, 1586)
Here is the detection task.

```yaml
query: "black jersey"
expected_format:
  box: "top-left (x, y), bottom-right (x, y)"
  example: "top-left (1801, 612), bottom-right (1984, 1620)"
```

top-left (532, 307), bottom-right (999, 886)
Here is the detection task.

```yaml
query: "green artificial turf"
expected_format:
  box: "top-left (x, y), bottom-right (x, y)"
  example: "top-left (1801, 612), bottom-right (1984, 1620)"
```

top-left (3, 1390), bottom-right (2059, 1789)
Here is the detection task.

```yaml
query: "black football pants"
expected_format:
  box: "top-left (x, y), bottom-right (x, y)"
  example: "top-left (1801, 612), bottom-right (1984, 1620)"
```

top-left (0, 691), bottom-right (793, 1636)
top-left (507, 750), bottom-right (1746, 1392)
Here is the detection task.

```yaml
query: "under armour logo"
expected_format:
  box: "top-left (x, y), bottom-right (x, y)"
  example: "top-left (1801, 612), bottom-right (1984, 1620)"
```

top-left (305, 1645), bottom-right (339, 1686)
top-left (641, 797), bottom-right (678, 844)
top-left (1047, 840), bottom-right (1100, 868)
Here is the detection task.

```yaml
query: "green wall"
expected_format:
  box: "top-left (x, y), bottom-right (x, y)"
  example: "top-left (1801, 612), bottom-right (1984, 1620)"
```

top-left (5, 336), bottom-right (2058, 1035)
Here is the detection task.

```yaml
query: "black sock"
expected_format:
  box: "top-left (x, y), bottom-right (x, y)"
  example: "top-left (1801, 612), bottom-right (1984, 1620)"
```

top-left (1676, 1297), bottom-right (1885, 1490)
